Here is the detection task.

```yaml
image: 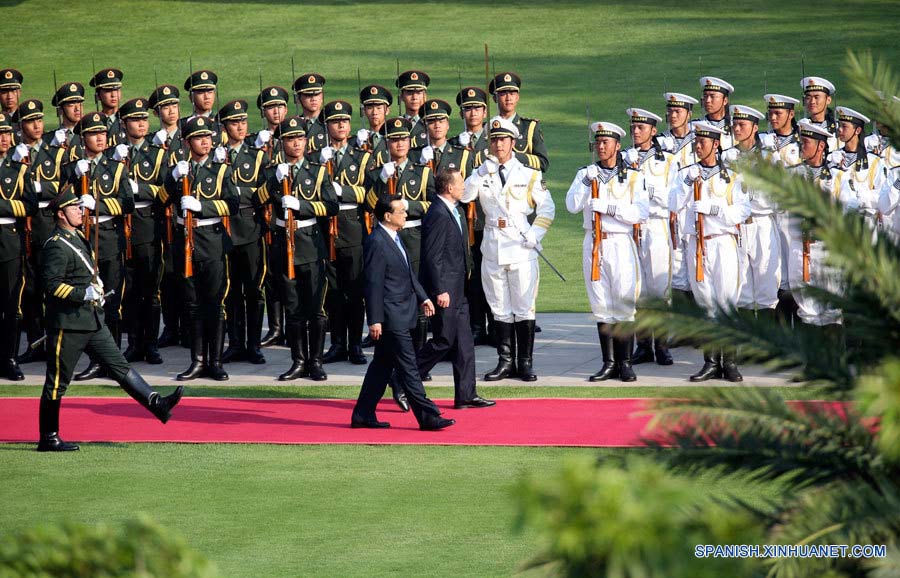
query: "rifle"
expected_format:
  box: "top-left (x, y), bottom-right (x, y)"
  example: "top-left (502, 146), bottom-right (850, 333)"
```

top-left (182, 175), bottom-right (194, 278)
top-left (23, 150), bottom-right (32, 258)
top-left (325, 151), bottom-right (337, 261)
top-left (291, 54), bottom-right (299, 115)
top-left (484, 44), bottom-right (492, 120)
top-left (283, 173), bottom-right (296, 279)
top-left (693, 179), bottom-right (705, 282)
top-left (81, 173), bottom-right (91, 239)
top-left (462, 75), bottom-right (475, 247)
top-left (91, 53), bottom-right (99, 112)
top-left (356, 67), bottom-right (364, 120)
top-left (124, 158), bottom-right (133, 260)
top-left (587, 103), bottom-right (601, 282)
top-left (802, 230), bottom-right (811, 283)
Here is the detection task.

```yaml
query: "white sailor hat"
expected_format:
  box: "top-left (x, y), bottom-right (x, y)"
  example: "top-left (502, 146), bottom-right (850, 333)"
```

top-left (487, 115), bottom-right (519, 139)
top-left (700, 76), bottom-right (734, 95)
top-left (626, 108), bottom-right (662, 126)
top-left (764, 94), bottom-right (800, 109)
top-left (835, 106), bottom-right (870, 126)
top-left (730, 105), bottom-right (764, 123)
top-left (801, 76), bottom-right (835, 95)
top-left (797, 119), bottom-right (833, 141)
top-left (693, 121), bottom-right (724, 139)
top-left (590, 121), bottom-right (626, 140)
top-left (664, 92), bottom-right (699, 108)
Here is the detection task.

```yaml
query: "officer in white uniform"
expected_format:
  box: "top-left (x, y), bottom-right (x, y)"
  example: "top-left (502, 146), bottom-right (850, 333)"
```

top-left (622, 108), bottom-right (675, 366)
top-left (567, 121), bottom-right (648, 382)
top-left (462, 116), bottom-right (554, 382)
top-left (800, 76), bottom-right (840, 151)
top-left (878, 168), bottom-right (900, 239)
top-left (831, 106), bottom-right (885, 230)
top-left (669, 122), bottom-right (750, 382)
top-left (695, 76), bottom-right (735, 150)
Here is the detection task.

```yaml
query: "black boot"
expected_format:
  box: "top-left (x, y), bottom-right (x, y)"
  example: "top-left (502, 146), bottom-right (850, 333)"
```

top-left (278, 322), bottom-right (308, 380)
top-left (176, 318), bottom-right (206, 381)
top-left (614, 333), bottom-right (637, 382)
top-left (632, 336), bottom-right (655, 364)
top-left (307, 318), bottom-right (328, 381)
top-left (589, 323), bottom-right (619, 381)
top-left (346, 301), bottom-right (367, 365)
top-left (323, 302), bottom-right (348, 363)
top-left (17, 312), bottom-right (46, 364)
top-left (157, 325), bottom-right (179, 348)
top-left (122, 321), bottom-right (143, 363)
top-left (4, 320), bottom-right (24, 381)
top-left (721, 347), bottom-right (743, 382)
top-left (73, 358), bottom-right (104, 381)
top-left (515, 320), bottom-right (537, 382)
top-left (654, 336), bottom-right (673, 366)
top-left (221, 298), bottom-right (247, 363)
top-left (245, 301), bottom-right (266, 364)
top-left (484, 321), bottom-right (516, 381)
top-left (260, 299), bottom-right (284, 347)
top-left (118, 368), bottom-right (184, 423)
top-left (143, 306), bottom-right (163, 365)
top-left (322, 341), bottom-right (348, 364)
top-left (390, 377), bottom-right (410, 412)
top-left (36, 397), bottom-right (79, 452)
top-left (207, 319), bottom-right (229, 381)
top-left (689, 348), bottom-right (722, 382)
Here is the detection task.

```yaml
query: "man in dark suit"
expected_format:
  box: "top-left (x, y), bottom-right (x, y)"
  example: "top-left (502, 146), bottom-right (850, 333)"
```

top-left (417, 170), bottom-right (495, 409)
top-left (351, 194), bottom-right (454, 430)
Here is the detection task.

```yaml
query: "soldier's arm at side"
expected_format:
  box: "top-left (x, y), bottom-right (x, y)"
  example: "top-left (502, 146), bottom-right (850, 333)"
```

top-left (527, 173), bottom-right (554, 243)
top-left (41, 240), bottom-right (85, 303)
top-left (715, 176), bottom-right (751, 225)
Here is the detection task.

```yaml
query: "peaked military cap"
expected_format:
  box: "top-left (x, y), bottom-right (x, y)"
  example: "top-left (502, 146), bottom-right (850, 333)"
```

top-left (730, 105), bottom-right (764, 123)
top-left (801, 76), bottom-right (835, 95)
top-left (489, 72), bottom-right (521, 95)
top-left (294, 73), bottom-right (325, 94)
top-left (182, 116), bottom-right (214, 139)
top-left (384, 117), bottom-right (412, 138)
top-left (360, 84), bottom-right (392, 106)
top-left (218, 99), bottom-right (249, 122)
top-left (90, 68), bottom-right (123, 89)
top-left (693, 121), bottom-right (724, 139)
top-left (836, 106), bottom-right (870, 127)
top-left (665, 92), bottom-right (699, 109)
top-left (52, 82), bottom-right (85, 106)
top-left (257, 86), bottom-right (289, 109)
top-left (626, 108), bottom-right (662, 126)
top-left (488, 116), bottom-right (520, 139)
top-left (0, 68), bottom-right (23, 90)
top-left (422, 99), bottom-right (451, 121)
top-left (75, 112), bottom-right (108, 135)
top-left (15, 99), bottom-right (43, 122)
top-left (396, 70), bottom-right (430, 91)
top-left (798, 119), bottom-right (832, 142)
top-left (590, 121), bottom-right (625, 140)
top-left (700, 76), bottom-right (734, 95)
top-left (119, 98), bottom-right (150, 119)
top-left (0, 113), bottom-right (12, 133)
top-left (49, 188), bottom-right (81, 212)
top-left (764, 94), bottom-right (800, 110)
top-left (149, 84), bottom-right (180, 109)
top-left (323, 100), bottom-right (352, 122)
top-left (457, 86), bottom-right (488, 108)
top-left (275, 116), bottom-right (307, 139)
top-left (184, 70), bottom-right (218, 91)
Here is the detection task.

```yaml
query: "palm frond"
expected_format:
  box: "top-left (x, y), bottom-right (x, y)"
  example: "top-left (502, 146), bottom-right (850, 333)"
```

top-left (843, 50), bottom-right (900, 148)
top-left (856, 358), bottom-right (900, 465)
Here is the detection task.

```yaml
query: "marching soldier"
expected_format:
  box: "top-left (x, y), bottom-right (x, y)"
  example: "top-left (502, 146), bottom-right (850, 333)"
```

top-left (163, 116), bottom-right (238, 381)
top-left (669, 122), bottom-right (750, 382)
top-left (462, 116), bottom-right (554, 382)
top-left (309, 100), bottom-right (371, 366)
top-left (14, 99), bottom-right (67, 365)
top-left (65, 112), bottom-right (135, 381)
top-left (1, 69), bottom-right (22, 142)
top-left (567, 121), bottom-right (647, 382)
top-left (294, 73), bottom-right (327, 152)
top-left (89, 67), bottom-right (126, 146)
top-left (118, 98), bottom-right (167, 366)
top-left (45, 82), bottom-right (85, 153)
top-left (395, 70), bottom-right (430, 149)
top-left (180, 70), bottom-right (225, 148)
top-left (696, 76), bottom-right (735, 150)
top-left (265, 116), bottom-right (338, 381)
top-left (832, 106), bottom-right (885, 229)
top-left (0, 113), bottom-right (37, 380)
top-left (800, 76), bottom-right (840, 151)
top-left (218, 99), bottom-right (267, 365)
top-left (36, 189), bottom-right (182, 452)
top-left (488, 72), bottom-right (549, 171)
top-left (357, 83), bottom-right (392, 157)
top-left (622, 108), bottom-right (676, 365)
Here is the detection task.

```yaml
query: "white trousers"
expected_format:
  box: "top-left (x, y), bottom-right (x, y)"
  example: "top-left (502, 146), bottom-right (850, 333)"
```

top-left (687, 234), bottom-right (742, 315)
top-left (581, 233), bottom-right (641, 323)
top-left (737, 215), bottom-right (782, 309)
top-left (787, 238), bottom-right (842, 326)
top-left (482, 256), bottom-right (539, 322)
top-left (637, 217), bottom-right (672, 301)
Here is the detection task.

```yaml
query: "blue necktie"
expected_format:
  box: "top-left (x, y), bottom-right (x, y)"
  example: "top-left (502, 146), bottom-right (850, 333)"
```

top-left (394, 234), bottom-right (408, 266)
top-left (452, 205), bottom-right (462, 233)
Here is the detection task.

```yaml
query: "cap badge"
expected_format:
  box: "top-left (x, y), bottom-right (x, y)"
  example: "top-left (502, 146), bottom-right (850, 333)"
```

top-left (163, 87), bottom-right (171, 95)
top-left (27, 102), bottom-right (35, 110)
top-left (394, 119), bottom-right (402, 127)
top-left (197, 118), bottom-right (205, 126)
top-left (3, 71), bottom-right (11, 79)
top-left (136, 100), bottom-right (144, 108)
top-left (93, 114), bottom-right (100, 121)
top-left (467, 89), bottom-right (475, 97)
top-left (200, 72), bottom-right (209, 80)
top-left (430, 101), bottom-right (438, 109)
top-left (289, 119), bottom-right (297, 127)
top-left (235, 102), bottom-right (242, 110)
top-left (492, 120), bottom-right (500, 129)
top-left (335, 102), bottom-right (343, 110)
top-left (503, 74), bottom-right (511, 82)
top-left (410, 73), bottom-right (418, 81)
top-left (270, 88), bottom-right (277, 96)
top-left (308, 75), bottom-right (316, 83)
top-left (107, 70), bottom-right (114, 78)
top-left (69, 84), bottom-right (77, 92)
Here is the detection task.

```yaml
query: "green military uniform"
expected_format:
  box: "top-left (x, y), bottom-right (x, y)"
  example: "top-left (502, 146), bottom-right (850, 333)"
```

top-left (488, 72), bottom-right (549, 171)
top-left (308, 100), bottom-right (372, 365)
top-left (0, 112), bottom-right (38, 380)
top-left (396, 70), bottom-right (430, 149)
top-left (44, 82), bottom-right (85, 153)
top-left (217, 99), bottom-right (268, 365)
top-left (358, 84), bottom-right (392, 161)
top-left (37, 189), bottom-right (182, 452)
top-left (264, 116), bottom-right (338, 381)
top-left (294, 74), bottom-right (328, 152)
top-left (252, 86), bottom-right (289, 165)
top-left (1, 69), bottom-right (23, 145)
top-left (178, 70), bottom-right (226, 148)
top-left (117, 98), bottom-right (167, 366)
top-left (90, 68), bottom-right (127, 147)
top-left (62, 112), bottom-right (134, 381)
top-left (162, 115), bottom-right (238, 381)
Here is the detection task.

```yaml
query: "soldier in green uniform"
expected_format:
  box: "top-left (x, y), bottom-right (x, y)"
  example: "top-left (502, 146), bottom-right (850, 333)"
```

top-left (217, 99), bottom-right (268, 365)
top-left (65, 112), bottom-right (135, 381)
top-left (309, 100), bottom-right (372, 366)
top-left (89, 67), bottom-right (126, 146)
top-left (0, 113), bottom-right (37, 380)
top-left (451, 87), bottom-right (490, 155)
top-left (358, 84), bottom-right (392, 158)
top-left (0, 69), bottom-right (23, 143)
top-left (37, 189), bottom-right (183, 452)
top-left (180, 70), bottom-right (225, 148)
top-left (293, 73), bottom-right (327, 153)
top-left (264, 116), bottom-right (338, 381)
top-left (163, 116), bottom-right (238, 381)
top-left (253, 85), bottom-right (289, 164)
top-left (14, 99), bottom-right (67, 365)
top-left (118, 98), bottom-right (167, 365)
top-left (488, 72), bottom-right (549, 171)
top-left (415, 99), bottom-right (474, 177)
top-left (45, 82), bottom-right (85, 154)
top-left (395, 70), bottom-right (430, 149)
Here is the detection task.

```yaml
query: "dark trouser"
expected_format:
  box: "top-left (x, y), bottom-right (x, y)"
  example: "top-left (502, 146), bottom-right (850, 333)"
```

top-left (416, 301), bottom-right (476, 404)
top-left (182, 255), bottom-right (230, 323)
top-left (0, 255), bottom-right (24, 361)
top-left (281, 259), bottom-right (326, 325)
top-left (20, 250), bottom-right (44, 350)
top-left (226, 239), bottom-right (266, 347)
top-left (352, 329), bottom-right (441, 425)
top-left (82, 256), bottom-right (125, 370)
top-left (324, 244), bottom-right (364, 348)
top-left (160, 240), bottom-right (183, 337)
top-left (123, 241), bottom-right (163, 351)
top-left (42, 322), bottom-right (130, 401)
top-left (467, 229), bottom-right (491, 336)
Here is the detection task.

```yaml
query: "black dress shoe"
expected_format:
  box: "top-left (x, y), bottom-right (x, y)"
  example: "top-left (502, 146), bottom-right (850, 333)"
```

top-left (351, 418), bottom-right (391, 429)
top-left (721, 362), bottom-right (743, 382)
top-left (534, 324), bottom-right (542, 333)
top-left (360, 335), bottom-right (375, 348)
top-left (348, 345), bottom-right (367, 365)
top-left (420, 417), bottom-right (455, 431)
top-left (689, 361), bottom-right (721, 382)
top-left (278, 361), bottom-right (307, 381)
top-left (259, 329), bottom-right (283, 348)
top-left (17, 347), bottom-right (47, 364)
top-left (422, 372), bottom-right (432, 382)
top-left (618, 362), bottom-right (637, 383)
top-left (176, 362), bottom-right (206, 381)
top-left (307, 362), bottom-right (328, 381)
top-left (4, 360), bottom-right (24, 381)
top-left (246, 347), bottom-right (266, 365)
top-left (392, 388), bottom-right (410, 412)
top-left (655, 347), bottom-right (674, 366)
top-left (322, 344), bottom-right (348, 364)
top-left (631, 344), bottom-right (655, 365)
top-left (151, 386), bottom-right (184, 424)
top-left (454, 396), bottom-right (496, 409)
top-left (207, 364), bottom-right (229, 381)
top-left (589, 363), bottom-right (619, 382)
top-left (157, 327), bottom-right (179, 348)
top-left (221, 344), bottom-right (247, 363)
top-left (122, 345), bottom-right (144, 363)
top-left (37, 433), bottom-right (79, 452)
top-left (144, 346), bottom-right (164, 365)
top-left (74, 362), bottom-right (106, 381)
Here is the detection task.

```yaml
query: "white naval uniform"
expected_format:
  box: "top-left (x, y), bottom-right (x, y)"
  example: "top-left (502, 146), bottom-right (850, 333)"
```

top-left (835, 150), bottom-right (886, 231)
top-left (624, 147), bottom-right (677, 302)
top-left (669, 164), bottom-right (750, 315)
top-left (878, 167), bottom-right (900, 239)
top-left (692, 117), bottom-right (734, 150)
top-left (659, 130), bottom-right (697, 292)
top-left (786, 163), bottom-right (843, 326)
top-left (566, 164), bottom-right (648, 323)
top-left (760, 131), bottom-right (802, 294)
top-left (462, 157), bottom-right (554, 323)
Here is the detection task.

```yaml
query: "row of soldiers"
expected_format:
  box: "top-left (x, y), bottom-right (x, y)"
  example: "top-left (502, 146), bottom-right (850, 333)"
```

top-left (0, 66), bottom-right (550, 385)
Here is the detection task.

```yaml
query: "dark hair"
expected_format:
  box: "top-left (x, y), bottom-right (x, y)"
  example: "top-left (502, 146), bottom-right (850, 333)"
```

top-left (434, 168), bottom-right (461, 196)
top-left (374, 193), bottom-right (403, 222)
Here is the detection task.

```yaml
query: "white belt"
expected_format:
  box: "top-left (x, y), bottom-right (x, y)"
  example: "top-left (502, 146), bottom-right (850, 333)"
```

top-left (0, 217), bottom-right (15, 225)
top-left (403, 219), bottom-right (421, 229)
top-left (339, 203), bottom-right (358, 211)
top-left (176, 216), bottom-right (220, 227)
top-left (38, 201), bottom-right (50, 209)
top-left (91, 215), bottom-right (114, 224)
top-left (274, 217), bottom-right (317, 229)
top-left (134, 201), bottom-right (152, 209)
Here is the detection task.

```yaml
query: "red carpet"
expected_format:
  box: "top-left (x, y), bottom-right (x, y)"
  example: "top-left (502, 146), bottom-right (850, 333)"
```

top-left (0, 397), bottom-right (656, 447)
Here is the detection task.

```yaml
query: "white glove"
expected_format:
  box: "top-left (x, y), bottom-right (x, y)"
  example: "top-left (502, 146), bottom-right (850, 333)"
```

top-left (827, 150), bottom-right (844, 167)
top-left (84, 285), bottom-right (102, 302)
top-left (213, 146), bottom-right (227, 164)
top-left (687, 164), bottom-right (701, 182)
top-left (281, 194), bottom-right (300, 211)
top-left (419, 145), bottom-right (434, 164)
top-left (128, 178), bottom-right (138, 195)
top-left (721, 148), bottom-right (740, 164)
top-left (843, 196), bottom-right (860, 211)
top-left (477, 156), bottom-right (499, 176)
top-left (333, 182), bottom-right (343, 198)
top-left (180, 195), bottom-right (201, 213)
top-left (51, 129), bottom-right (67, 147)
top-left (80, 194), bottom-right (96, 211)
top-left (75, 159), bottom-right (91, 177)
top-left (319, 146), bottom-right (334, 163)
top-left (854, 196), bottom-right (872, 211)
top-left (623, 148), bottom-right (639, 166)
top-left (589, 198), bottom-right (609, 214)
top-left (457, 131), bottom-right (471, 148)
top-left (275, 163), bottom-right (291, 183)
top-left (401, 199), bottom-right (410, 212)
top-left (173, 161), bottom-right (190, 180)
top-left (152, 129), bottom-right (168, 146)
top-left (356, 128), bottom-right (371, 147)
top-left (254, 129), bottom-right (272, 148)
top-left (759, 132), bottom-right (776, 150)
top-left (380, 161), bottom-right (396, 181)
top-left (521, 228), bottom-right (539, 250)
top-left (12, 143), bottom-right (29, 163)
top-left (864, 133), bottom-right (881, 153)
top-left (658, 135), bottom-right (675, 152)
top-left (585, 164), bottom-right (600, 181)
top-left (112, 144), bottom-right (129, 162)
top-left (33, 181), bottom-right (42, 193)
top-left (692, 199), bottom-right (714, 215)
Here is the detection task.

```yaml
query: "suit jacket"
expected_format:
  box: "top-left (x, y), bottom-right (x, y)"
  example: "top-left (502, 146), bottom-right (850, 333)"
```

top-left (364, 224), bottom-right (428, 331)
top-left (421, 197), bottom-right (470, 305)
